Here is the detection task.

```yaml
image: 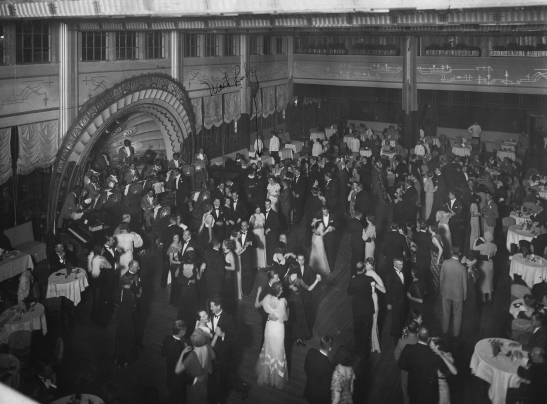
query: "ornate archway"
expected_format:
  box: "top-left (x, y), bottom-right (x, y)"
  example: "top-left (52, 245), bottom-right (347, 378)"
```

top-left (47, 73), bottom-right (196, 231)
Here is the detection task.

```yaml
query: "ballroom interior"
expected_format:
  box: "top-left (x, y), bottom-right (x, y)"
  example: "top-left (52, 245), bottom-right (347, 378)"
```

top-left (0, 0), bottom-right (546, 403)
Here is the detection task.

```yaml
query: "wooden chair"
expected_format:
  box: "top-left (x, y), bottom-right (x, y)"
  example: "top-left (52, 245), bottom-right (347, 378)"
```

top-left (510, 284), bottom-right (531, 302)
top-left (502, 217), bottom-right (516, 235)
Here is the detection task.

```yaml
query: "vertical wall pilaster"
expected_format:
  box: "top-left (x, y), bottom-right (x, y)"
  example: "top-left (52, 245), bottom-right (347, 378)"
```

top-left (402, 36), bottom-right (418, 148)
top-left (58, 22), bottom-right (78, 142)
top-left (171, 30), bottom-right (180, 81)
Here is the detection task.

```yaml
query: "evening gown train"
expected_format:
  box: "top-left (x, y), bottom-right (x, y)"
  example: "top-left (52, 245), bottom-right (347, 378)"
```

top-left (309, 223), bottom-right (331, 276)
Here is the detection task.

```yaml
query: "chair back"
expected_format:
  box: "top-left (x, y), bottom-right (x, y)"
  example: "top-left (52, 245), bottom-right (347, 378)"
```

top-left (8, 331), bottom-right (32, 361)
top-left (502, 217), bottom-right (516, 234)
top-left (511, 319), bottom-right (533, 345)
top-left (523, 202), bottom-right (537, 211)
top-left (42, 297), bottom-right (62, 313)
top-left (510, 284), bottom-right (531, 301)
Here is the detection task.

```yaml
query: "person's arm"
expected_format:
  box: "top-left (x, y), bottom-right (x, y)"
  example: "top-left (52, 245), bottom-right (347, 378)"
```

top-left (225, 254), bottom-right (235, 271)
top-left (435, 350), bottom-right (458, 375)
top-left (367, 272), bottom-right (386, 293)
top-left (255, 286), bottom-right (263, 308)
top-left (300, 274), bottom-right (322, 292)
top-left (434, 237), bottom-right (443, 264)
top-left (174, 346), bottom-right (193, 374)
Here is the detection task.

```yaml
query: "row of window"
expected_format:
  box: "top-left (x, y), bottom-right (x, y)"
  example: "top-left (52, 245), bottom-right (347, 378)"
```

top-left (0, 22), bottom-right (286, 64)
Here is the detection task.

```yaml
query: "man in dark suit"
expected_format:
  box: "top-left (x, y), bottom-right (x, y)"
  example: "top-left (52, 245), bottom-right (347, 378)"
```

top-left (264, 200), bottom-right (280, 265)
top-left (279, 177), bottom-right (293, 232)
top-left (231, 192), bottom-right (248, 228)
top-left (412, 219), bottom-right (431, 276)
top-left (202, 240), bottom-right (225, 304)
top-left (402, 179), bottom-right (419, 223)
top-left (353, 183), bottom-right (370, 222)
top-left (160, 320), bottom-right (188, 404)
top-left (339, 161), bottom-right (351, 214)
top-left (160, 216), bottom-right (184, 287)
top-left (524, 312), bottom-right (547, 352)
top-left (239, 221), bottom-right (256, 296)
top-left (382, 223), bottom-right (410, 271)
top-left (211, 197), bottom-right (226, 242)
top-left (323, 172), bottom-right (338, 213)
top-left (319, 206), bottom-right (338, 271)
top-left (48, 243), bottom-right (76, 274)
top-left (446, 191), bottom-right (463, 250)
top-left (359, 157), bottom-right (372, 192)
top-left (440, 246), bottom-right (467, 337)
top-left (398, 327), bottom-right (444, 404)
top-left (347, 261), bottom-right (376, 358)
top-left (245, 170), bottom-right (259, 211)
top-left (181, 229), bottom-right (201, 261)
top-left (304, 188), bottom-right (323, 248)
top-left (212, 182), bottom-right (225, 205)
top-left (531, 201), bottom-right (547, 227)
top-left (385, 257), bottom-right (407, 341)
top-left (209, 295), bottom-right (237, 404)
top-left (308, 157), bottom-right (319, 193)
top-left (303, 335), bottom-right (334, 404)
top-left (292, 169), bottom-right (306, 224)
top-left (508, 347), bottom-right (547, 404)
top-left (348, 210), bottom-right (365, 276)
top-left (531, 223), bottom-right (547, 257)
top-left (101, 235), bottom-right (119, 297)
top-left (57, 186), bottom-right (82, 229)
top-left (296, 253), bottom-right (317, 335)
top-left (169, 168), bottom-right (191, 223)
top-left (118, 139), bottom-right (135, 165)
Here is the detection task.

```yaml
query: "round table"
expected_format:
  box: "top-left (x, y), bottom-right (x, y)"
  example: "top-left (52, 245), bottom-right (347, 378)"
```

top-left (509, 253), bottom-right (547, 289)
top-left (279, 148), bottom-right (293, 160)
top-left (452, 146), bottom-right (471, 157)
top-left (0, 303), bottom-right (47, 344)
top-left (509, 211), bottom-right (531, 225)
top-left (0, 354), bottom-right (20, 389)
top-left (285, 141), bottom-right (303, 154)
top-left (470, 338), bottom-right (524, 404)
top-left (310, 131), bottom-right (325, 142)
top-left (343, 135), bottom-right (354, 145)
top-left (431, 138), bottom-right (441, 147)
top-left (501, 144), bottom-right (516, 151)
top-left (380, 150), bottom-right (397, 160)
top-left (359, 148), bottom-right (372, 157)
top-left (497, 150), bottom-right (516, 161)
top-left (506, 224), bottom-right (538, 252)
top-left (51, 394), bottom-right (105, 404)
top-left (46, 268), bottom-right (89, 306)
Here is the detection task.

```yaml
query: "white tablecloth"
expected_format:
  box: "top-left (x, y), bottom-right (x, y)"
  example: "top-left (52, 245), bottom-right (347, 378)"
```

top-left (431, 138), bottom-right (441, 147)
top-left (501, 144), bottom-right (516, 151)
top-left (152, 181), bottom-right (165, 194)
top-left (343, 136), bottom-right (354, 145)
top-left (506, 225), bottom-right (537, 251)
top-left (380, 150), bottom-right (397, 160)
top-left (46, 268), bottom-right (89, 306)
top-left (279, 148), bottom-right (293, 160)
top-left (509, 253), bottom-right (547, 288)
top-left (310, 131), bottom-right (325, 142)
top-left (250, 155), bottom-right (274, 167)
top-left (509, 212), bottom-right (531, 225)
top-left (0, 252), bottom-right (34, 283)
top-left (470, 339), bottom-right (524, 404)
top-left (497, 150), bottom-right (516, 161)
top-left (285, 141), bottom-right (304, 154)
top-left (325, 128), bottom-right (337, 138)
top-left (452, 146), bottom-right (471, 157)
top-left (359, 148), bottom-right (372, 157)
top-left (0, 303), bottom-right (47, 344)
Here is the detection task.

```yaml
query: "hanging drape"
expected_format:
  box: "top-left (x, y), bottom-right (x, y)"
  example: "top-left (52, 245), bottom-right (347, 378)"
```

top-left (191, 98), bottom-right (203, 134)
top-left (250, 88), bottom-right (262, 120)
top-left (276, 84), bottom-right (289, 112)
top-left (262, 86), bottom-right (276, 118)
top-left (17, 120), bottom-right (58, 175)
top-left (203, 94), bottom-right (223, 130)
top-left (0, 128), bottom-right (12, 185)
top-left (223, 91), bottom-right (242, 124)
top-left (303, 97), bottom-right (323, 106)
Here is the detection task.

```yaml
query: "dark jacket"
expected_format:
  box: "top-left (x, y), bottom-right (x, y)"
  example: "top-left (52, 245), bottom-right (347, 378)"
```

top-left (203, 247), bottom-right (225, 296)
top-left (347, 272), bottom-right (375, 316)
top-left (160, 335), bottom-right (187, 388)
top-left (303, 348), bottom-right (334, 404)
top-left (398, 343), bottom-right (443, 404)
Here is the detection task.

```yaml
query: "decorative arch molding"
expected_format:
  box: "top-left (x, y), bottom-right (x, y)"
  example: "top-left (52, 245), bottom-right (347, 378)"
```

top-left (47, 73), bottom-right (196, 231)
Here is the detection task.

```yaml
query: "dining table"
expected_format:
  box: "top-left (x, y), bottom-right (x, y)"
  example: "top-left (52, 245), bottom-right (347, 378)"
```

top-left (497, 150), bottom-right (517, 161)
top-left (509, 211), bottom-right (532, 225)
top-left (501, 144), bottom-right (516, 151)
top-left (430, 137), bottom-right (441, 147)
top-left (0, 303), bottom-right (47, 344)
top-left (509, 253), bottom-right (547, 288)
top-left (506, 224), bottom-right (538, 252)
top-left (284, 140), bottom-right (304, 155)
top-left (310, 131), bottom-right (326, 142)
top-left (359, 148), bottom-right (372, 157)
top-left (279, 148), bottom-right (293, 160)
top-left (0, 251), bottom-right (34, 283)
top-left (470, 338), bottom-right (525, 404)
top-left (51, 394), bottom-right (105, 404)
top-left (325, 127), bottom-right (337, 138)
top-left (0, 354), bottom-right (20, 389)
top-left (380, 150), bottom-right (397, 160)
top-left (452, 145), bottom-right (471, 157)
top-left (46, 267), bottom-right (89, 306)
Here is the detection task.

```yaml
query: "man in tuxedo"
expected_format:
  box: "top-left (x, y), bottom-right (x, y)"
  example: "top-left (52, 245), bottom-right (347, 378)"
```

top-left (160, 320), bottom-right (188, 404)
top-left (48, 243), bottom-right (75, 274)
top-left (124, 162), bottom-right (140, 185)
top-left (398, 326), bottom-right (443, 404)
top-left (239, 221), bottom-right (256, 296)
top-left (382, 223), bottom-right (410, 272)
top-left (94, 181), bottom-right (119, 210)
top-left (209, 295), bottom-right (237, 404)
top-left (508, 347), bottom-right (547, 404)
top-left (319, 206), bottom-right (338, 271)
top-left (482, 192), bottom-right (499, 236)
top-left (211, 198), bottom-right (226, 242)
top-left (347, 209), bottom-right (365, 276)
top-left (231, 192), bottom-right (248, 228)
top-left (101, 235), bottom-right (119, 297)
top-left (57, 186), bottom-right (82, 229)
top-left (160, 216), bottom-right (184, 287)
top-left (446, 191), bottom-right (463, 250)
top-left (523, 312), bottom-right (547, 352)
top-left (245, 169), bottom-right (259, 211)
top-left (412, 219), bottom-right (431, 276)
top-left (359, 156), bottom-right (372, 192)
top-left (212, 182), bottom-right (225, 204)
top-left (440, 246), bottom-right (467, 337)
top-left (296, 253), bottom-right (317, 335)
top-left (292, 169), bottom-right (306, 224)
top-left (202, 239), bottom-right (225, 306)
top-left (353, 183), bottom-right (370, 222)
top-left (118, 139), bottom-right (135, 165)
top-left (303, 335), bottom-right (334, 404)
top-left (167, 152), bottom-right (184, 170)
top-left (531, 201), bottom-right (547, 227)
top-left (308, 157), bottom-right (319, 192)
top-left (347, 261), bottom-right (375, 358)
top-left (83, 175), bottom-right (102, 207)
top-left (181, 229), bottom-right (200, 260)
top-left (140, 189), bottom-right (158, 231)
top-left (386, 257), bottom-right (407, 341)
top-left (304, 188), bottom-right (323, 248)
top-left (264, 200), bottom-right (280, 265)
top-left (170, 168), bottom-right (191, 224)
top-left (323, 172), bottom-right (338, 213)
top-left (402, 179), bottom-right (419, 223)
top-left (339, 161), bottom-right (351, 214)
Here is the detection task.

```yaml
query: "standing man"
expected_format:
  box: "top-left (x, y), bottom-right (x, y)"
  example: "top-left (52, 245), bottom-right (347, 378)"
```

top-left (339, 161), bottom-right (351, 214)
top-left (446, 191), bottom-right (463, 250)
top-left (347, 262), bottom-right (374, 358)
top-left (168, 152), bottom-right (184, 170)
top-left (245, 169), bottom-right (259, 211)
top-left (303, 335), bottom-right (334, 404)
top-left (440, 246), bottom-right (467, 337)
top-left (269, 131), bottom-right (280, 164)
top-left (353, 183), bottom-right (370, 222)
top-left (118, 139), bottom-right (135, 165)
top-left (347, 210), bottom-right (365, 276)
top-left (140, 189), bottom-right (158, 232)
top-left (231, 192), bottom-right (248, 228)
top-left (160, 320), bottom-right (188, 404)
top-left (202, 239), bottom-right (225, 305)
top-left (170, 168), bottom-right (191, 224)
top-left (482, 192), bottom-right (499, 236)
top-left (412, 219), bottom-right (431, 276)
top-left (296, 253), bottom-right (317, 335)
top-left (323, 172), bottom-right (338, 214)
top-left (279, 177), bottom-right (294, 232)
top-left (264, 200), bottom-right (280, 265)
top-left (160, 216), bottom-right (184, 287)
top-left (385, 257), bottom-right (407, 342)
top-left (212, 197), bottom-right (226, 242)
top-left (292, 169), bottom-right (306, 224)
top-left (304, 188), bottom-right (323, 248)
top-left (468, 121), bottom-right (482, 145)
top-left (57, 186), bottom-right (82, 229)
top-left (239, 221), bottom-right (256, 296)
top-left (257, 269), bottom-right (280, 337)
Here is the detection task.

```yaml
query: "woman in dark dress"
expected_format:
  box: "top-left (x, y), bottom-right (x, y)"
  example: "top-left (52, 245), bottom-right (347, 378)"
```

top-left (406, 269), bottom-right (426, 314)
top-left (88, 245), bottom-right (113, 327)
top-left (177, 250), bottom-right (200, 336)
top-left (284, 263), bottom-right (321, 347)
top-left (115, 268), bottom-right (142, 367)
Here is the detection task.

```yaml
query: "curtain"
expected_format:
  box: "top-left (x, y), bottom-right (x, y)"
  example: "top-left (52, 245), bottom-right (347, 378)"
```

top-left (0, 128), bottom-right (12, 185)
top-left (203, 95), bottom-right (223, 130)
top-left (192, 98), bottom-right (203, 134)
top-left (250, 88), bottom-right (262, 120)
top-left (303, 97), bottom-right (322, 106)
top-left (17, 120), bottom-right (58, 175)
top-left (276, 84), bottom-right (289, 112)
top-left (223, 91), bottom-right (242, 124)
top-left (262, 86), bottom-right (276, 118)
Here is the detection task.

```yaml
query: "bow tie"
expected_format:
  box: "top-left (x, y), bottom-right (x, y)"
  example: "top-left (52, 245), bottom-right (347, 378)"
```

top-left (241, 232), bottom-right (247, 235)
top-left (214, 314), bottom-right (220, 318)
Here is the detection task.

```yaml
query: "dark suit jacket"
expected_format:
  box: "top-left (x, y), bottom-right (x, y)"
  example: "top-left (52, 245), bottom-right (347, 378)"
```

top-left (303, 348), bottom-right (334, 404)
top-left (382, 231), bottom-right (410, 262)
top-left (48, 250), bottom-right (75, 273)
top-left (354, 190), bottom-right (370, 218)
top-left (398, 343), bottom-right (442, 404)
top-left (347, 218), bottom-right (364, 250)
top-left (118, 145), bottom-right (135, 163)
top-left (516, 361), bottom-right (547, 404)
top-left (531, 209), bottom-right (547, 226)
top-left (58, 192), bottom-right (80, 228)
top-left (524, 325), bottom-right (547, 352)
top-left (347, 273), bottom-right (375, 316)
top-left (264, 209), bottom-right (280, 234)
top-left (412, 231), bottom-right (431, 270)
top-left (292, 175), bottom-right (306, 202)
top-left (385, 267), bottom-right (406, 306)
top-left (446, 198), bottom-right (463, 222)
top-left (212, 188), bottom-right (225, 204)
top-left (231, 199), bottom-right (248, 224)
top-left (214, 310), bottom-right (237, 363)
top-left (101, 246), bottom-right (117, 269)
top-left (181, 238), bottom-right (201, 261)
top-left (204, 247), bottom-right (225, 296)
top-left (160, 335), bottom-right (186, 387)
top-left (171, 176), bottom-right (191, 204)
top-left (239, 230), bottom-right (255, 268)
top-left (531, 233), bottom-right (547, 257)
top-left (323, 179), bottom-right (338, 210)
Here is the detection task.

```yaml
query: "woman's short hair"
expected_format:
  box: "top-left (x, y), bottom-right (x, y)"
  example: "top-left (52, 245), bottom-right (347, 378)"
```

top-left (223, 239), bottom-right (235, 251)
top-left (195, 308), bottom-right (207, 321)
top-left (365, 257), bottom-right (375, 267)
top-left (182, 250), bottom-right (196, 264)
top-left (272, 281), bottom-right (283, 296)
top-left (334, 346), bottom-right (353, 367)
top-left (172, 320), bottom-right (186, 336)
top-left (366, 214), bottom-right (375, 223)
top-left (190, 328), bottom-right (208, 347)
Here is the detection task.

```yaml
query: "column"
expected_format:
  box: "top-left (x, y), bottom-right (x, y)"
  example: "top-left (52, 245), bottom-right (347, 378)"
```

top-left (239, 34), bottom-right (252, 147)
top-left (58, 22), bottom-right (78, 142)
top-left (402, 36), bottom-right (418, 149)
top-left (170, 30), bottom-right (180, 81)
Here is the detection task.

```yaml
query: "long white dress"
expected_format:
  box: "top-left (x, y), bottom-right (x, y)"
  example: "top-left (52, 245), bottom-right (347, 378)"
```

top-left (371, 287), bottom-right (381, 353)
top-left (267, 183), bottom-right (281, 212)
top-left (251, 213), bottom-right (267, 268)
top-left (256, 295), bottom-right (289, 389)
top-left (232, 238), bottom-right (244, 300)
top-left (115, 232), bottom-right (144, 276)
top-left (436, 211), bottom-right (452, 254)
top-left (309, 222), bottom-right (330, 276)
top-left (363, 224), bottom-right (376, 259)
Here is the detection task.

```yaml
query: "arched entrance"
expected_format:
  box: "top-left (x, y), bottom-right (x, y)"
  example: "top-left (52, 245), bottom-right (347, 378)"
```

top-left (47, 73), bottom-right (196, 231)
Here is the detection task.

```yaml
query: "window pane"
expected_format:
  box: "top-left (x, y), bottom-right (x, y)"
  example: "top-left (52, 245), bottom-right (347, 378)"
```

top-left (15, 21), bottom-right (50, 64)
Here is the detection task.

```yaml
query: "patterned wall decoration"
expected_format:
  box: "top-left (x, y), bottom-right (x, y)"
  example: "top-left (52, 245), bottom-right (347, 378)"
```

top-left (0, 75), bottom-right (58, 117)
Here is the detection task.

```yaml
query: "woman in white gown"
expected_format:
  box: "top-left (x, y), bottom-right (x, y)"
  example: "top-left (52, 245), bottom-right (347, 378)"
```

top-left (229, 230), bottom-right (244, 300)
top-left (115, 223), bottom-right (143, 276)
top-left (364, 258), bottom-right (386, 353)
top-left (266, 177), bottom-right (281, 212)
top-left (250, 206), bottom-right (267, 268)
top-left (436, 210), bottom-right (452, 256)
top-left (309, 219), bottom-right (331, 276)
top-left (255, 282), bottom-right (289, 389)
top-left (363, 214), bottom-right (376, 259)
